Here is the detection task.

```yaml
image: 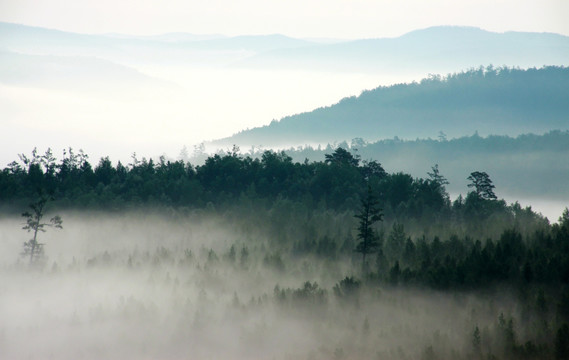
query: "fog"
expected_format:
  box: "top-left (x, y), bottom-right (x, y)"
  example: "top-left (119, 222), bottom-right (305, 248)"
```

top-left (0, 212), bottom-right (549, 359)
top-left (11, 23), bottom-right (569, 169)
top-left (2, 23), bottom-right (566, 358)
top-left (1, 24), bottom-right (430, 167)
top-left (0, 66), bottom-right (420, 168)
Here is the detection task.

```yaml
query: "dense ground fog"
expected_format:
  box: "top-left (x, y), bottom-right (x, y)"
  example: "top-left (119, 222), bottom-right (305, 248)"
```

top-left (1, 211), bottom-right (564, 360)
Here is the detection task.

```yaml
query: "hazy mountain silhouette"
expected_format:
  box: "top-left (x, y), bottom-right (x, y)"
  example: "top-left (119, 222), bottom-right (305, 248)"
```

top-left (2, 22), bottom-right (567, 70)
top-left (233, 26), bottom-right (569, 73)
top-left (212, 66), bottom-right (569, 148)
top-left (3, 22), bottom-right (568, 152)
top-left (0, 22), bottom-right (314, 66)
top-left (102, 32), bottom-right (227, 43)
top-left (0, 49), bottom-right (173, 91)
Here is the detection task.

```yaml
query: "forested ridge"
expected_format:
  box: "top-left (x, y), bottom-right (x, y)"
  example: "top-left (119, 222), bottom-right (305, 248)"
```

top-left (216, 66), bottom-right (569, 147)
top-left (2, 146), bottom-right (567, 288)
top-left (4, 21), bottom-right (569, 360)
top-left (0, 146), bottom-right (552, 220)
top-left (3, 146), bottom-right (569, 359)
top-left (239, 130), bottom-right (569, 199)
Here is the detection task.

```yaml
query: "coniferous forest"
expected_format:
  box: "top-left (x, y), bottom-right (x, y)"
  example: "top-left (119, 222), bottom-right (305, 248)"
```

top-left (2, 8), bottom-right (569, 360)
top-left (1, 146), bottom-right (568, 359)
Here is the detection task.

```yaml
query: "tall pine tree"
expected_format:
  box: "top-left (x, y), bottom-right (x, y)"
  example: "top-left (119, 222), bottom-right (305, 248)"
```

top-left (355, 185), bottom-right (383, 273)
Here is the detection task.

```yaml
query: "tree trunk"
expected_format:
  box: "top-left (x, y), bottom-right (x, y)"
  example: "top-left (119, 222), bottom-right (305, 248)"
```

top-left (29, 227), bottom-right (39, 264)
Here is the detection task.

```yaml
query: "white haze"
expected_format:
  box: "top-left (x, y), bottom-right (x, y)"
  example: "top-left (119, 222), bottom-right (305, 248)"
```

top-left (0, 212), bottom-right (534, 359)
top-left (0, 66), bottom-right (423, 168)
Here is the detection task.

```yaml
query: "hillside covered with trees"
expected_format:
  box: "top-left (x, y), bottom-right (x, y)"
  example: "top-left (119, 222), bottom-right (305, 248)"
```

top-left (2, 146), bottom-right (569, 359)
top-left (237, 130), bottom-right (569, 201)
top-left (215, 66), bottom-right (569, 148)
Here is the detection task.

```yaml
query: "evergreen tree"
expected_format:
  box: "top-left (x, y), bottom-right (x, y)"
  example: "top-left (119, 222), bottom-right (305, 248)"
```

top-left (427, 164), bottom-right (450, 200)
top-left (467, 171), bottom-right (497, 200)
top-left (385, 223), bottom-right (406, 261)
top-left (354, 185), bottom-right (383, 272)
top-left (324, 147), bottom-right (359, 167)
top-left (556, 323), bottom-right (569, 360)
top-left (472, 326), bottom-right (482, 359)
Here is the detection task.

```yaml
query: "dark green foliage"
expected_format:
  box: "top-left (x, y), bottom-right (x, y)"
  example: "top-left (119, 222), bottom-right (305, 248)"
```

top-left (357, 224), bottom-right (569, 291)
top-left (402, 237), bottom-right (416, 267)
top-left (468, 171), bottom-right (497, 200)
top-left (360, 159), bottom-right (386, 181)
top-left (0, 146), bottom-right (446, 217)
top-left (0, 145), bottom-right (549, 244)
top-left (556, 324), bottom-right (569, 359)
top-left (498, 313), bottom-right (517, 357)
top-left (292, 281), bottom-right (327, 305)
top-left (385, 223), bottom-right (406, 261)
top-left (254, 130), bottom-right (569, 203)
top-left (274, 282), bottom-right (328, 309)
top-left (333, 276), bottom-right (361, 302)
top-left (3, 148), bottom-right (568, 293)
top-left (464, 313), bottom-right (554, 360)
top-left (389, 261), bottom-right (401, 285)
top-left (324, 147), bottom-right (360, 167)
top-left (4, 145), bottom-right (569, 360)
top-left (354, 185), bottom-right (383, 272)
top-left (316, 235), bottom-right (337, 259)
top-left (221, 66), bottom-right (569, 146)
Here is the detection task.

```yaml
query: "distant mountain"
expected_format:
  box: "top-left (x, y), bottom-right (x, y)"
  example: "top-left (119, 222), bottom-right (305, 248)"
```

top-left (0, 22), bottom-right (233, 66)
top-left (102, 32), bottom-right (227, 43)
top-left (0, 22), bottom-right (314, 66)
top-left (184, 34), bottom-right (314, 52)
top-left (2, 23), bottom-right (567, 71)
top-left (233, 26), bottom-right (569, 73)
top-left (212, 66), bottom-right (569, 148)
top-left (0, 50), bottom-right (172, 91)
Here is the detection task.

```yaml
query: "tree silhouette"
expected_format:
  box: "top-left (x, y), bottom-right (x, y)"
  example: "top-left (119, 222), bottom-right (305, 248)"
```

top-left (427, 164), bottom-right (449, 199)
top-left (354, 185), bottom-right (383, 272)
top-left (325, 147), bottom-right (359, 167)
top-left (472, 326), bottom-right (482, 359)
top-left (467, 171), bottom-right (497, 200)
top-left (22, 195), bottom-right (63, 264)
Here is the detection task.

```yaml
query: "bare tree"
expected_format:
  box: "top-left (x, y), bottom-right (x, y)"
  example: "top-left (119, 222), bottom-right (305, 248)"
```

top-left (22, 196), bottom-right (63, 264)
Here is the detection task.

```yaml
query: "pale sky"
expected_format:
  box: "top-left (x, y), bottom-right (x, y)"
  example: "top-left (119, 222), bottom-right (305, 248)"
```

top-left (1, 0), bottom-right (568, 38)
top-left (1, 0), bottom-right (567, 220)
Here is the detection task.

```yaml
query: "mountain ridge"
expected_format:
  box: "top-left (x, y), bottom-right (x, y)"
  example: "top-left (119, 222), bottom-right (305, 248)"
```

top-left (232, 25), bottom-right (569, 72)
top-left (211, 66), bottom-right (569, 148)
top-left (2, 22), bottom-right (568, 68)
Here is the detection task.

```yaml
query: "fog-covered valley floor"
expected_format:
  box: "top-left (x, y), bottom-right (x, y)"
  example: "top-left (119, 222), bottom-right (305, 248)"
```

top-left (0, 211), bottom-right (557, 360)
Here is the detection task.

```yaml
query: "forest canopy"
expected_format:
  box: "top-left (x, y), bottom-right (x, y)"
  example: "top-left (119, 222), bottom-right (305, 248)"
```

top-left (3, 146), bottom-right (569, 359)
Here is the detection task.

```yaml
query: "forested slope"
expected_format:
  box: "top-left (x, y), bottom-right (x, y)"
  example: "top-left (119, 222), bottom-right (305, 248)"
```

top-left (3, 146), bottom-right (569, 359)
top-left (252, 130), bottom-right (569, 200)
top-left (215, 66), bottom-right (569, 147)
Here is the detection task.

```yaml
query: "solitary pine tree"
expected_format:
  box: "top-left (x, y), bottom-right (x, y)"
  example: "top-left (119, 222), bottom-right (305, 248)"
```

top-left (325, 147), bottom-right (360, 167)
top-left (22, 195), bottom-right (63, 264)
top-left (467, 171), bottom-right (497, 200)
top-left (355, 185), bottom-right (383, 273)
top-left (428, 164), bottom-right (450, 199)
